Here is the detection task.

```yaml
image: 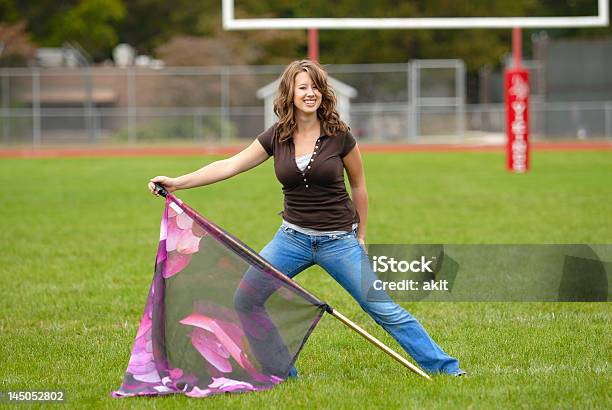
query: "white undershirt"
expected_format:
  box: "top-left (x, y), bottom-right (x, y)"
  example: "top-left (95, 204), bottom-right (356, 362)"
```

top-left (283, 153), bottom-right (358, 235)
top-left (295, 153), bottom-right (312, 171)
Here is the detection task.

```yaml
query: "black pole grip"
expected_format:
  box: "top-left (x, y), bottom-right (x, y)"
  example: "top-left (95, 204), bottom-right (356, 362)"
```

top-left (153, 183), bottom-right (168, 198)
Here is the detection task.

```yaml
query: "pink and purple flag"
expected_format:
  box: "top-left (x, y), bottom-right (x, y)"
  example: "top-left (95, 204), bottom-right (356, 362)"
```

top-left (112, 193), bottom-right (327, 398)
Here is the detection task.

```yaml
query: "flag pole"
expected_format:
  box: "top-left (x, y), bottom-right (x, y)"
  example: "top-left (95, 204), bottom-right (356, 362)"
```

top-left (152, 183), bottom-right (431, 381)
top-left (329, 308), bottom-right (432, 380)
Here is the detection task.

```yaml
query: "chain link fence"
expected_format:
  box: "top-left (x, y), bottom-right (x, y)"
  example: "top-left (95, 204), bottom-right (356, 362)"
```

top-left (1, 63), bottom-right (611, 147)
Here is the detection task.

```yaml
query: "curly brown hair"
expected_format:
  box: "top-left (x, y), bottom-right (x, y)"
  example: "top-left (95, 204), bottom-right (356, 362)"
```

top-left (273, 59), bottom-right (349, 142)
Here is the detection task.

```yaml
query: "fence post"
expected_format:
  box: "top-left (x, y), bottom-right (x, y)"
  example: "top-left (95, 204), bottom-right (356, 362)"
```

top-left (605, 102), bottom-right (612, 139)
top-left (221, 67), bottom-right (230, 143)
top-left (32, 68), bottom-right (41, 147)
top-left (193, 108), bottom-right (203, 141)
top-left (409, 61), bottom-right (418, 141)
top-left (2, 69), bottom-right (9, 144)
top-left (530, 99), bottom-right (537, 138)
top-left (85, 66), bottom-right (96, 142)
top-left (405, 63), bottom-right (410, 141)
top-left (127, 68), bottom-right (136, 144)
top-left (457, 60), bottom-right (466, 140)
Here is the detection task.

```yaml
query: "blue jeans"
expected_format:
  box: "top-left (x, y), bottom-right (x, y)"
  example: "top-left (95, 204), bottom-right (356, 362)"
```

top-left (234, 226), bottom-right (462, 376)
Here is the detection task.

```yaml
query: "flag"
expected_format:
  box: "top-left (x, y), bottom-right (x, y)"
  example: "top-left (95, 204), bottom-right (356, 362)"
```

top-left (112, 194), bottom-right (328, 398)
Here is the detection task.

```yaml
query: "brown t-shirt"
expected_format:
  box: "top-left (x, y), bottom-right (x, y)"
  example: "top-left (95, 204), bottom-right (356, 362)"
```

top-left (257, 123), bottom-right (360, 231)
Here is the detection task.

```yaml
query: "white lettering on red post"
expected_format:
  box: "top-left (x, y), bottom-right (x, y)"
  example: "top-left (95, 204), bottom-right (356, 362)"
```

top-left (505, 69), bottom-right (530, 172)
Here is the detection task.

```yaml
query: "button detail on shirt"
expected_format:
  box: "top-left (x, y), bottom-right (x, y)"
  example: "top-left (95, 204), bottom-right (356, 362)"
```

top-left (255, 124), bottom-right (359, 232)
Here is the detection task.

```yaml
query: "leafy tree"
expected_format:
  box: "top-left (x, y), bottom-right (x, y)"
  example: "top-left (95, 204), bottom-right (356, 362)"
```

top-left (0, 21), bottom-right (36, 66)
top-left (116, 0), bottom-right (218, 54)
top-left (5, 1), bottom-right (79, 43)
top-left (46, 0), bottom-right (125, 60)
top-left (0, 0), bottom-right (18, 22)
top-left (1, 0), bottom-right (125, 60)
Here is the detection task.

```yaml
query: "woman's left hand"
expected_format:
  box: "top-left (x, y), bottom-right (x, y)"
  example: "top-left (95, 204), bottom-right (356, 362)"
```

top-left (357, 237), bottom-right (368, 255)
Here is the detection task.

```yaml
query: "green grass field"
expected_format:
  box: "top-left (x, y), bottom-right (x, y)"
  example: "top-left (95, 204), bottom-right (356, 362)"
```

top-left (1, 151), bottom-right (611, 409)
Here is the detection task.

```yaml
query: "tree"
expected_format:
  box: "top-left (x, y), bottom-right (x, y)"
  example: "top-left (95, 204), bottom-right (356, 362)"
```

top-left (1, 0), bottom-right (125, 60)
top-left (46, 0), bottom-right (125, 60)
top-left (0, 21), bottom-right (36, 66)
top-left (116, 0), bottom-right (218, 54)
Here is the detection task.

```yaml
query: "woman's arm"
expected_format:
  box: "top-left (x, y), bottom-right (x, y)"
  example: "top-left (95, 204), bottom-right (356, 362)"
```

top-left (148, 139), bottom-right (270, 195)
top-left (343, 145), bottom-right (368, 249)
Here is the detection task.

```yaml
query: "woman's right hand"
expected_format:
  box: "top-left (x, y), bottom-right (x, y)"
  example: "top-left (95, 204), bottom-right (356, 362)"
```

top-left (148, 176), bottom-right (178, 197)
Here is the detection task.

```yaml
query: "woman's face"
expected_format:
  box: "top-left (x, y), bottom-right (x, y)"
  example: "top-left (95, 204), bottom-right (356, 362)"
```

top-left (293, 71), bottom-right (322, 115)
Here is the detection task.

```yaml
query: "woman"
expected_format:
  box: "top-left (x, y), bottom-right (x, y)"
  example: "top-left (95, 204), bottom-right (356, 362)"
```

top-left (148, 59), bottom-right (464, 377)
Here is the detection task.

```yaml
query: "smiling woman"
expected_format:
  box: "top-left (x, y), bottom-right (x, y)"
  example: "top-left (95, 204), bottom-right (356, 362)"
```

top-left (147, 59), bottom-right (465, 379)
top-left (294, 72), bottom-right (321, 113)
top-left (272, 60), bottom-right (349, 145)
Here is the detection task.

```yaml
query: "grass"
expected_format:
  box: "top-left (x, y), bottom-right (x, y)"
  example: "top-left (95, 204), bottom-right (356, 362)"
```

top-left (0, 151), bottom-right (611, 409)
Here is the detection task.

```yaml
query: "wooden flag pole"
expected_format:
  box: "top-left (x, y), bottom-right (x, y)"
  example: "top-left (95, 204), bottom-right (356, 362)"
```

top-left (329, 308), bottom-right (432, 381)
